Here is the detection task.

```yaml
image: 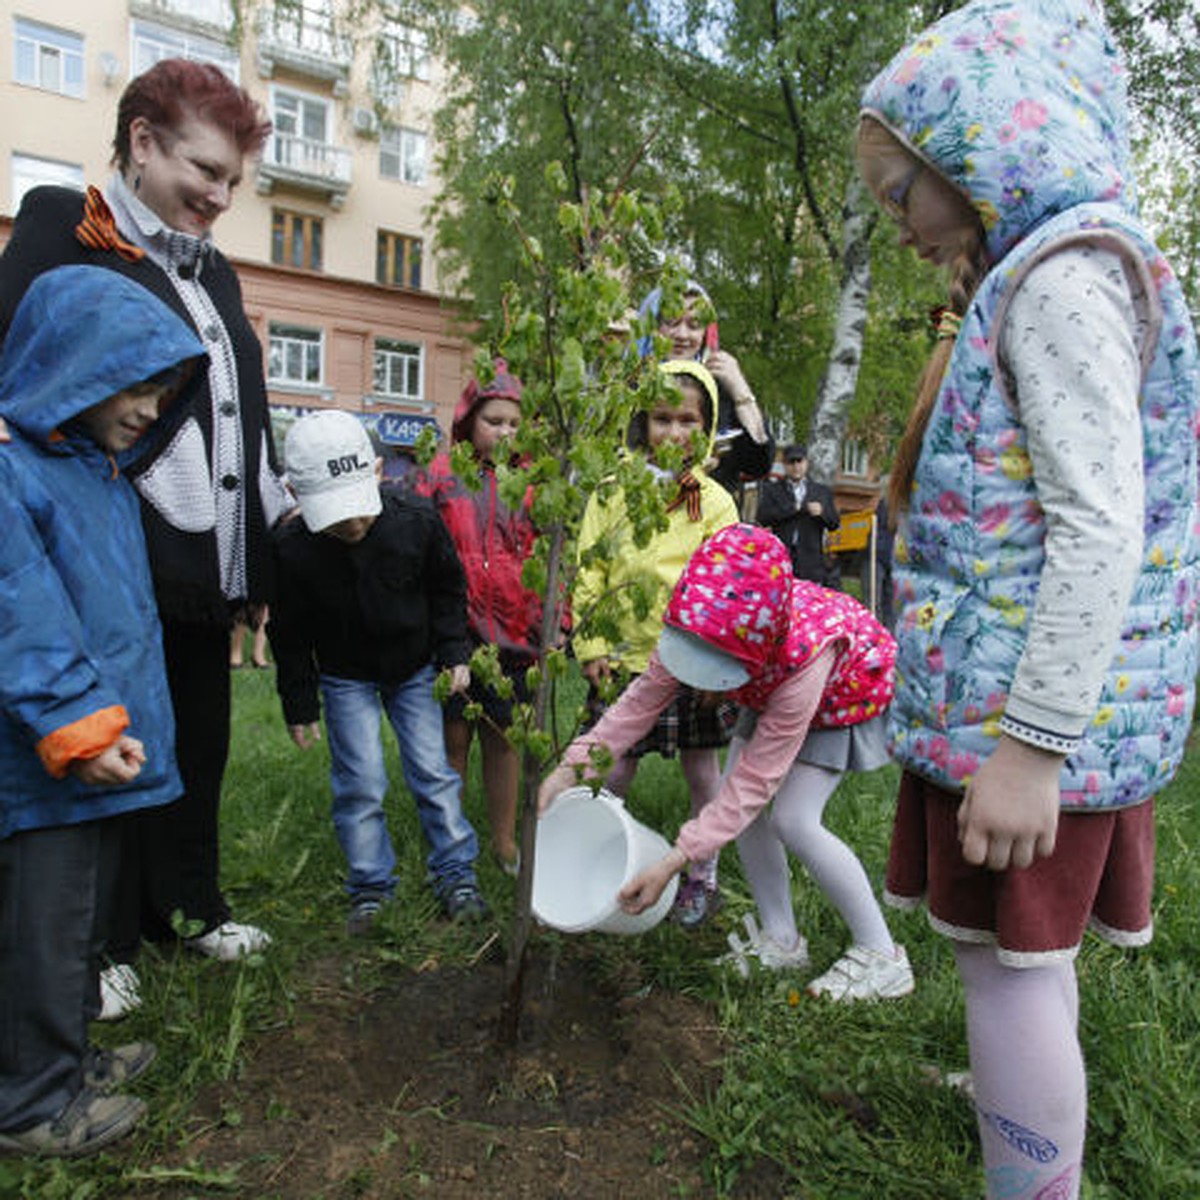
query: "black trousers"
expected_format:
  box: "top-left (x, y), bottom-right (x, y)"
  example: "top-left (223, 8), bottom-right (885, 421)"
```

top-left (0, 818), bottom-right (119, 1131)
top-left (111, 619), bottom-right (232, 957)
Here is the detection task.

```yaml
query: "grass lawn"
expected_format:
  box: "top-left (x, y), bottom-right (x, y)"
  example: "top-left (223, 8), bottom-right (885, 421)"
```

top-left (3, 665), bottom-right (1197, 1197)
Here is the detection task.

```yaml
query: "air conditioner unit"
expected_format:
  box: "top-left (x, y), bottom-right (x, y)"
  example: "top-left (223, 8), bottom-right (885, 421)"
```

top-left (352, 107), bottom-right (379, 137)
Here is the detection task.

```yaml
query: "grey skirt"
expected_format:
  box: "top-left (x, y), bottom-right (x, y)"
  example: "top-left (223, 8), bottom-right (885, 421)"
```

top-left (733, 709), bottom-right (891, 773)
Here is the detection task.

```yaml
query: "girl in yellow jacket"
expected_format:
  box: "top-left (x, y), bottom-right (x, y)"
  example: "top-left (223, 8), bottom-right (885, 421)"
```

top-left (572, 359), bottom-right (738, 927)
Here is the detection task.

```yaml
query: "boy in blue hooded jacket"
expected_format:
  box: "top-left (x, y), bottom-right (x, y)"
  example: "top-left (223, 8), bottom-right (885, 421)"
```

top-left (0, 265), bottom-right (204, 1158)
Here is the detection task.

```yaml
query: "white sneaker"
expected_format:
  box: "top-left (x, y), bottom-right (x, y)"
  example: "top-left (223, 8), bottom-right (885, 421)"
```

top-left (720, 914), bottom-right (810, 979)
top-left (185, 921), bottom-right (271, 962)
top-left (806, 944), bottom-right (914, 1002)
top-left (98, 964), bottom-right (142, 1022)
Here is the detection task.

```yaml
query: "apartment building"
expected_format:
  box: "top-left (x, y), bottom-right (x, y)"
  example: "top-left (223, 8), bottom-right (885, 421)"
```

top-left (0, 0), bottom-right (472, 450)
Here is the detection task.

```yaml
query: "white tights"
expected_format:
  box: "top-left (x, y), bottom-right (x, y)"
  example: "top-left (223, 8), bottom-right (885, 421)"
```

top-left (731, 739), bottom-right (894, 954)
top-left (955, 942), bottom-right (1085, 1200)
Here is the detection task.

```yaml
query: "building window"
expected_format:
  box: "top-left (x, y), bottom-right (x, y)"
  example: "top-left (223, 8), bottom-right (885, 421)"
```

top-left (376, 230), bottom-right (422, 290)
top-left (373, 338), bottom-right (423, 401)
top-left (841, 439), bottom-right (870, 478)
top-left (270, 87), bottom-right (335, 173)
top-left (11, 152), bottom-right (83, 211)
top-left (270, 0), bottom-right (339, 58)
top-left (379, 125), bottom-right (427, 186)
top-left (14, 18), bottom-right (84, 99)
top-left (372, 19), bottom-right (429, 106)
top-left (131, 20), bottom-right (240, 82)
top-left (272, 210), bottom-right (323, 270)
top-left (268, 323), bottom-right (323, 386)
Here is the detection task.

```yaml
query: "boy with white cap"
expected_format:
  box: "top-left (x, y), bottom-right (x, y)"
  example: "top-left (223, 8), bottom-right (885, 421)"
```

top-left (269, 410), bottom-right (487, 931)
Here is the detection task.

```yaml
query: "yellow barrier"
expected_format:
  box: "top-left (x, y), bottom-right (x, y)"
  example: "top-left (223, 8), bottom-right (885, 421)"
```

top-left (825, 510), bottom-right (875, 554)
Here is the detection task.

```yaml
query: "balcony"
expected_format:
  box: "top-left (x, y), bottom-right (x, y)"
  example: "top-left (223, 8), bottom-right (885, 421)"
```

top-left (128, 0), bottom-right (233, 36)
top-left (256, 132), bottom-right (352, 208)
top-left (255, 4), bottom-right (351, 94)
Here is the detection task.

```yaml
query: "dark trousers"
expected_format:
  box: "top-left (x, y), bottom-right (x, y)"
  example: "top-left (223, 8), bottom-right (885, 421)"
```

top-left (111, 620), bottom-right (232, 956)
top-left (0, 819), bottom-right (120, 1131)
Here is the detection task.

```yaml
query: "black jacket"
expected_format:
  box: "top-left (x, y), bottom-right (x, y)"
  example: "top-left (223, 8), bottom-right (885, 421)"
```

top-left (269, 492), bottom-right (471, 725)
top-left (709, 379), bottom-right (775, 495)
top-left (756, 476), bottom-right (841, 585)
top-left (0, 186), bottom-right (281, 623)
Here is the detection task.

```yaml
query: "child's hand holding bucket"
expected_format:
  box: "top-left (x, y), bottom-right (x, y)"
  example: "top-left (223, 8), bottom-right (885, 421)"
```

top-left (537, 764), bottom-right (579, 814)
top-left (619, 845), bottom-right (687, 914)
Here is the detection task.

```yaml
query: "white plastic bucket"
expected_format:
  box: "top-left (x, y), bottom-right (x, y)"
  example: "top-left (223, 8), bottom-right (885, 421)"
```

top-left (532, 786), bottom-right (679, 935)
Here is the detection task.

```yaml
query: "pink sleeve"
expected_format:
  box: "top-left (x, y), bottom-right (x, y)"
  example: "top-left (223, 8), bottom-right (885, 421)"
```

top-left (561, 652), bottom-right (680, 776)
top-left (675, 647), bottom-right (836, 862)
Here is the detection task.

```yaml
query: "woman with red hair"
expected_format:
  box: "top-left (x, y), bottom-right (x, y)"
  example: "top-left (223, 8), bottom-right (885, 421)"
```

top-left (0, 59), bottom-right (291, 1015)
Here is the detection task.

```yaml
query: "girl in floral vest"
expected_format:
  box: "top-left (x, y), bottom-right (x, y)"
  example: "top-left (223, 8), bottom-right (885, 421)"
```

top-left (539, 524), bottom-right (912, 1002)
top-left (858, 1), bottom-right (1197, 1196)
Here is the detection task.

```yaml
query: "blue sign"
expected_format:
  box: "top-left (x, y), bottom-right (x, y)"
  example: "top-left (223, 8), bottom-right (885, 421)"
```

top-left (374, 412), bottom-right (440, 447)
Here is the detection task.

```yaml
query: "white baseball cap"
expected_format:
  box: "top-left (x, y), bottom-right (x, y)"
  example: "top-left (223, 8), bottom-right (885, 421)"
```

top-left (657, 626), bottom-right (749, 691)
top-left (285, 410), bottom-right (382, 533)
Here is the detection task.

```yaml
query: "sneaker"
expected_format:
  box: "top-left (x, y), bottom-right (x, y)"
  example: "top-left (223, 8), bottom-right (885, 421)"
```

top-left (185, 921), bottom-right (271, 962)
top-left (84, 1042), bottom-right (157, 1093)
top-left (920, 1064), bottom-right (976, 1103)
top-left (0, 1088), bottom-right (146, 1159)
top-left (98, 964), bottom-right (142, 1022)
top-left (347, 895), bottom-right (385, 937)
top-left (673, 878), bottom-right (723, 930)
top-left (442, 882), bottom-right (490, 923)
top-left (719, 914), bottom-right (809, 978)
top-left (806, 944), bottom-right (915, 1002)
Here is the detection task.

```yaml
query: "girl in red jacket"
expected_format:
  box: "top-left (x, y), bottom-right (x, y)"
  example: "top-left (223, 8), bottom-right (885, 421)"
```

top-left (420, 362), bottom-right (540, 873)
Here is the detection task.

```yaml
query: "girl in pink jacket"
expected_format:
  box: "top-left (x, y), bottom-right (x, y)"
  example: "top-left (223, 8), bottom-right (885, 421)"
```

top-left (539, 524), bottom-right (912, 1001)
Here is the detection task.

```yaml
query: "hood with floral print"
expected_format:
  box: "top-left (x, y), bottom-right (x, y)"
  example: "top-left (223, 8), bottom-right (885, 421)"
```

top-left (663, 524), bottom-right (792, 677)
top-left (861, 0), bottom-right (1135, 263)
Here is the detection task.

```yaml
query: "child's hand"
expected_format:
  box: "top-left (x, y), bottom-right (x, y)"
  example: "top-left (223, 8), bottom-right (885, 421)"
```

top-left (618, 847), bottom-right (686, 914)
top-left (288, 722), bottom-right (321, 749)
top-left (0, 416), bottom-right (9, 443)
top-left (537, 764), bottom-right (577, 815)
top-left (72, 735), bottom-right (145, 786)
top-left (581, 659), bottom-right (611, 688)
top-left (958, 735), bottom-right (1063, 870)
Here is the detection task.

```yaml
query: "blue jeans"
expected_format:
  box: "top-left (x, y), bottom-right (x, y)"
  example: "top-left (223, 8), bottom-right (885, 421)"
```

top-left (320, 667), bottom-right (478, 900)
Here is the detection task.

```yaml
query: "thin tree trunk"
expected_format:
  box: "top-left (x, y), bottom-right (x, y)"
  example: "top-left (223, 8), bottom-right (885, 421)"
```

top-left (808, 174), bottom-right (875, 484)
top-left (498, 519), bottom-right (568, 1046)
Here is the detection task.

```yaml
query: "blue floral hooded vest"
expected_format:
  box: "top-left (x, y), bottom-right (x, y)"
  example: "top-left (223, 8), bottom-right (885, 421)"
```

top-left (862, 0), bottom-right (1199, 808)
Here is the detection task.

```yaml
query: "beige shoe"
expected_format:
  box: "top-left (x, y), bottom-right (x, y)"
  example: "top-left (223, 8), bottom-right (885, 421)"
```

top-left (0, 1089), bottom-right (146, 1159)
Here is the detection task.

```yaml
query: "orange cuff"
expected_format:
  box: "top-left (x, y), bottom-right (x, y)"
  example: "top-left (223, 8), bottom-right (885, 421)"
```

top-left (37, 706), bottom-right (130, 779)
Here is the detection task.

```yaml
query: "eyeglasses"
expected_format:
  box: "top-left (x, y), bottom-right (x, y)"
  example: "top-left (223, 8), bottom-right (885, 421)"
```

top-left (881, 163), bottom-right (922, 223)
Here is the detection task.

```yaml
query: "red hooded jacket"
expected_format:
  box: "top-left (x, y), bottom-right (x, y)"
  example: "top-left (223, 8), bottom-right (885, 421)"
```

top-left (417, 361), bottom-right (543, 661)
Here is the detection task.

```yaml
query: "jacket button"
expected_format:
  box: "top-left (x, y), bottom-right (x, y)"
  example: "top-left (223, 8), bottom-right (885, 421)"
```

top-left (221, 474), bottom-right (239, 490)
top-left (220, 402), bottom-right (237, 417)
top-left (205, 324), bottom-right (222, 341)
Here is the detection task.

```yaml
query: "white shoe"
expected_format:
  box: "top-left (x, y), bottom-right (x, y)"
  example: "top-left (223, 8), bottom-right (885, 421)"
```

top-left (185, 921), bottom-right (271, 962)
top-left (806, 944), bottom-right (914, 1002)
top-left (98, 964), bottom-right (142, 1022)
top-left (719, 914), bottom-right (810, 978)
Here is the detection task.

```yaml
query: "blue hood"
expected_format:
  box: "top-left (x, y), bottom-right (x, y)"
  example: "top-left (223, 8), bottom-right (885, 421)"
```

top-left (0, 264), bottom-right (206, 447)
top-left (861, 0), bottom-right (1135, 263)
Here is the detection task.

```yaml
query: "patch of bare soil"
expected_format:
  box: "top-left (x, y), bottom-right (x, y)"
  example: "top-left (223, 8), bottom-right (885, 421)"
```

top-left (152, 942), bottom-right (788, 1199)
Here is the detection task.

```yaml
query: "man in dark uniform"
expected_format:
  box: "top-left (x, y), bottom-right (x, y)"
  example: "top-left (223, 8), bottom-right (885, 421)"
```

top-left (756, 444), bottom-right (841, 586)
